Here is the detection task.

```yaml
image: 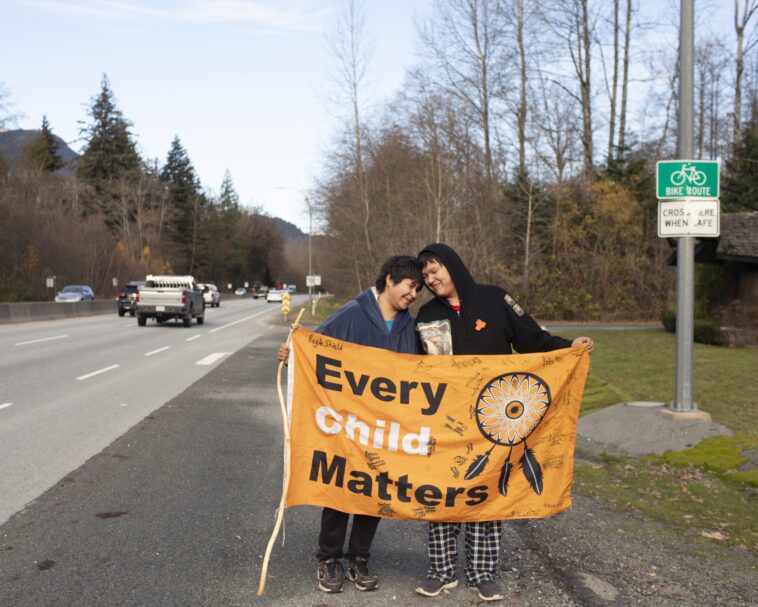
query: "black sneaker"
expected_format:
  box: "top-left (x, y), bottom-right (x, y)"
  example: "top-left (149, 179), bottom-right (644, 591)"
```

top-left (346, 556), bottom-right (379, 591)
top-left (317, 558), bottom-right (343, 593)
top-left (475, 580), bottom-right (505, 601)
top-left (414, 577), bottom-right (459, 597)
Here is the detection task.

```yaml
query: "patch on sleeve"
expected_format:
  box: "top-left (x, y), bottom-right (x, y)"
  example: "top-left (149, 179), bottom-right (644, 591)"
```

top-left (504, 294), bottom-right (525, 317)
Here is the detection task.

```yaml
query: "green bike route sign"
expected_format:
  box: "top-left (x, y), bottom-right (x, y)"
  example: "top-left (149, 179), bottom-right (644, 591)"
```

top-left (656, 160), bottom-right (719, 199)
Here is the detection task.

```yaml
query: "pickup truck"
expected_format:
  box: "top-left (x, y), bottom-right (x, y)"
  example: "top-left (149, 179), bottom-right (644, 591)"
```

top-left (136, 275), bottom-right (205, 327)
top-left (199, 282), bottom-right (221, 307)
top-left (252, 286), bottom-right (268, 299)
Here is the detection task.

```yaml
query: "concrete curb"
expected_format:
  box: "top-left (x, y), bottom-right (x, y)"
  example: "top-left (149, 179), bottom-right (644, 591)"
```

top-left (0, 300), bottom-right (116, 324)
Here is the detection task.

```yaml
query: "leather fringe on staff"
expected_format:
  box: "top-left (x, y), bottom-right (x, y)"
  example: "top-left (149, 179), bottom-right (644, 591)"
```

top-left (258, 308), bottom-right (304, 596)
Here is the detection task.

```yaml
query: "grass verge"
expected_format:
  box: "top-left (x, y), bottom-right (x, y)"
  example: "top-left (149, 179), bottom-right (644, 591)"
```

top-left (562, 328), bottom-right (758, 441)
top-left (562, 327), bottom-right (758, 550)
top-left (574, 456), bottom-right (758, 550)
top-left (292, 295), bottom-right (343, 326)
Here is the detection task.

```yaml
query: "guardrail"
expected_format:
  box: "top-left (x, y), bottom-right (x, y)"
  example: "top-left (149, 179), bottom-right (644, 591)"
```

top-left (0, 300), bottom-right (117, 324)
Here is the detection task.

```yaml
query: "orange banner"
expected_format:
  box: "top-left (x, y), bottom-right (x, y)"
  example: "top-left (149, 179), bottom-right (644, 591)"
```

top-left (285, 329), bottom-right (590, 522)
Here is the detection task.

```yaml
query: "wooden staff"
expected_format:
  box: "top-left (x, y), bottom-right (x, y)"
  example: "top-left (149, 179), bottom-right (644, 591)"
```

top-left (258, 307), bottom-right (305, 596)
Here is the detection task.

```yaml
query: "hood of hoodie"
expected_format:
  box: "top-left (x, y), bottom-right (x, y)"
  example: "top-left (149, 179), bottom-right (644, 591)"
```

top-left (354, 287), bottom-right (412, 334)
top-left (419, 243), bottom-right (476, 302)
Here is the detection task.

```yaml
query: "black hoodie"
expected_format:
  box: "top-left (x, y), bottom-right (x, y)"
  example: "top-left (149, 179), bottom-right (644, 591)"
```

top-left (415, 243), bottom-right (571, 356)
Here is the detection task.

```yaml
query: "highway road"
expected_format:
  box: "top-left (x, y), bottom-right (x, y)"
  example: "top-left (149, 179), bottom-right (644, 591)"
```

top-left (0, 295), bottom-right (300, 526)
top-left (1, 310), bottom-right (756, 606)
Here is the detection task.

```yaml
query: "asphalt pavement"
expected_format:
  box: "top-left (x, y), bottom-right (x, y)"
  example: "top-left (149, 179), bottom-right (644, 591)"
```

top-left (1, 327), bottom-right (756, 606)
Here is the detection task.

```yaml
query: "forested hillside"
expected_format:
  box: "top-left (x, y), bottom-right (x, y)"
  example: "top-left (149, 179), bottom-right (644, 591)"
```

top-left (1, 1), bottom-right (757, 319)
top-left (0, 77), bottom-right (287, 301)
top-left (309, 0), bottom-right (758, 320)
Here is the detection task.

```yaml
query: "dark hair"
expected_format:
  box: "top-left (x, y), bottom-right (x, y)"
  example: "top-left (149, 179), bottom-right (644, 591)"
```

top-left (375, 256), bottom-right (423, 293)
top-left (418, 250), bottom-right (443, 269)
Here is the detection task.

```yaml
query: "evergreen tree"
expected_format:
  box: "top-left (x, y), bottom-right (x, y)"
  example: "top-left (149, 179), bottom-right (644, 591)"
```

top-left (161, 136), bottom-right (205, 273)
top-left (722, 104), bottom-right (758, 212)
top-left (218, 169), bottom-right (240, 211)
top-left (78, 74), bottom-right (140, 185)
top-left (23, 115), bottom-right (63, 172)
top-left (161, 136), bottom-right (199, 208)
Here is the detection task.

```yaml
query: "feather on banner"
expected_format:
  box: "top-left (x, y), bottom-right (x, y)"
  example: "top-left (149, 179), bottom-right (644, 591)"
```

top-left (498, 460), bottom-right (512, 496)
top-left (520, 448), bottom-right (544, 495)
top-left (464, 447), bottom-right (493, 480)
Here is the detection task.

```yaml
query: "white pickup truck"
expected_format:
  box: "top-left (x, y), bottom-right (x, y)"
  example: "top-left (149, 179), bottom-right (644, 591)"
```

top-left (136, 275), bottom-right (205, 327)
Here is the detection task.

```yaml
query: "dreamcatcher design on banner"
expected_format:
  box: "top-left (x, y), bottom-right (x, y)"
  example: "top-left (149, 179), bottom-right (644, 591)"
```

top-left (465, 372), bottom-right (552, 496)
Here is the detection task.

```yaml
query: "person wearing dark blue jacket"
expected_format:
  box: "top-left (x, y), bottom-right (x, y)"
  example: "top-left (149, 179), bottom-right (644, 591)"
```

top-left (277, 255), bottom-right (422, 594)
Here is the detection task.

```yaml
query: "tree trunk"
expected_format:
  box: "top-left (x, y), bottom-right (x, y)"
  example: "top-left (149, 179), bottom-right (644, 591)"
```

top-left (617, 0), bottom-right (632, 161)
top-left (523, 178), bottom-right (533, 290)
top-left (733, 0), bottom-right (757, 147)
top-left (473, 0), bottom-right (494, 180)
top-left (697, 56), bottom-right (706, 158)
top-left (516, 0), bottom-right (528, 179)
top-left (608, 0), bottom-right (619, 165)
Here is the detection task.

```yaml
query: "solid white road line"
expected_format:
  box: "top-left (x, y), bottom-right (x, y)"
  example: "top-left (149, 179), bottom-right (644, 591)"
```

top-left (196, 352), bottom-right (230, 366)
top-left (0, 403), bottom-right (12, 411)
top-left (145, 346), bottom-right (170, 357)
top-left (76, 364), bottom-right (120, 381)
top-left (14, 334), bottom-right (69, 346)
top-left (186, 335), bottom-right (201, 342)
top-left (209, 307), bottom-right (278, 333)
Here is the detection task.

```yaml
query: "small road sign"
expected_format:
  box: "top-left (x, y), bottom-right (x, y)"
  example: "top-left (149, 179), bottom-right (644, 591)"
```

top-left (306, 275), bottom-right (321, 287)
top-left (656, 160), bottom-right (719, 199)
top-left (658, 199), bottom-right (720, 237)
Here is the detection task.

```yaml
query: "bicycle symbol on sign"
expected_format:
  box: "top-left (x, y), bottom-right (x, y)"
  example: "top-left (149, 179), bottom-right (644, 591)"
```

top-left (671, 163), bottom-right (707, 186)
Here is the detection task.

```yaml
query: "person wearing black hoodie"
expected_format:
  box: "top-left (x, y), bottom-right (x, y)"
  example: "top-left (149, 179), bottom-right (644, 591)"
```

top-left (277, 255), bottom-right (423, 594)
top-left (412, 243), bottom-right (594, 602)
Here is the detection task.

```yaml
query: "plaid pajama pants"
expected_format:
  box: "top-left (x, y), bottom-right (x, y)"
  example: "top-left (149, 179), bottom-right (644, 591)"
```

top-left (426, 520), bottom-right (502, 585)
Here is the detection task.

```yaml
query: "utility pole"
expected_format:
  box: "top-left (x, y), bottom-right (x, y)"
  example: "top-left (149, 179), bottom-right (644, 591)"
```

top-left (665, 0), bottom-right (710, 420)
top-left (306, 196), bottom-right (313, 307)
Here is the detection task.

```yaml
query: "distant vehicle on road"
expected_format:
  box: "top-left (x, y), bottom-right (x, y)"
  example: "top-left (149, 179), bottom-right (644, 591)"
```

top-left (266, 289), bottom-right (285, 303)
top-left (234, 287), bottom-right (246, 296)
top-left (199, 283), bottom-right (221, 307)
top-left (55, 285), bottom-right (95, 302)
top-left (117, 281), bottom-right (146, 316)
top-left (136, 275), bottom-right (205, 327)
top-left (252, 285), bottom-right (268, 299)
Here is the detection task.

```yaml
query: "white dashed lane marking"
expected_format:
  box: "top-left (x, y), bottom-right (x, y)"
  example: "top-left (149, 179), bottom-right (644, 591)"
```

top-left (15, 335), bottom-right (69, 346)
top-left (186, 335), bottom-right (201, 342)
top-left (196, 353), bottom-right (230, 366)
top-left (76, 365), bottom-right (120, 381)
top-left (209, 308), bottom-right (277, 333)
top-left (0, 403), bottom-right (12, 411)
top-left (145, 346), bottom-right (170, 357)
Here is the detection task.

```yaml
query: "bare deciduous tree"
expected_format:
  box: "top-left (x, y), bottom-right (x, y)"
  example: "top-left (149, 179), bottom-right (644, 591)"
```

top-left (616, 0), bottom-right (634, 160)
top-left (419, 0), bottom-right (509, 180)
top-left (326, 0), bottom-right (375, 287)
top-left (733, 0), bottom-right (758, 144)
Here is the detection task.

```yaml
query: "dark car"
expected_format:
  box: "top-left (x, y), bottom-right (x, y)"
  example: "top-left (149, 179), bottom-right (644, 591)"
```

top-left (118, 281), bottom-right (146, 317)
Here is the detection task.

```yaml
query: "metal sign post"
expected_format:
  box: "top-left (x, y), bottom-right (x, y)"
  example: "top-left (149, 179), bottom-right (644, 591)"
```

top-left (659, 0), bottom-right (711, 420)
top-left (674, 0), bottom-right (696, 414)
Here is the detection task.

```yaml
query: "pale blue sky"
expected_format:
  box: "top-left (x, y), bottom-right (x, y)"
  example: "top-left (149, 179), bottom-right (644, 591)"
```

top-left (1, 0), bottom-right (431, 231)
top-left (1, 1), bottom-right (741, 232)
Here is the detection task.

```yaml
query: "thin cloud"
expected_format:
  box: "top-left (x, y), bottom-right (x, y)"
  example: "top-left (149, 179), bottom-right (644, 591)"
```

top-left (19, 0), bottom-right (330, 32)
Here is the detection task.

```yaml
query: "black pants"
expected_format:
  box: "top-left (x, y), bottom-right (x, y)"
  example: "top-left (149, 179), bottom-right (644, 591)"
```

top-left (316, 507), bottom-right (380, 561)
